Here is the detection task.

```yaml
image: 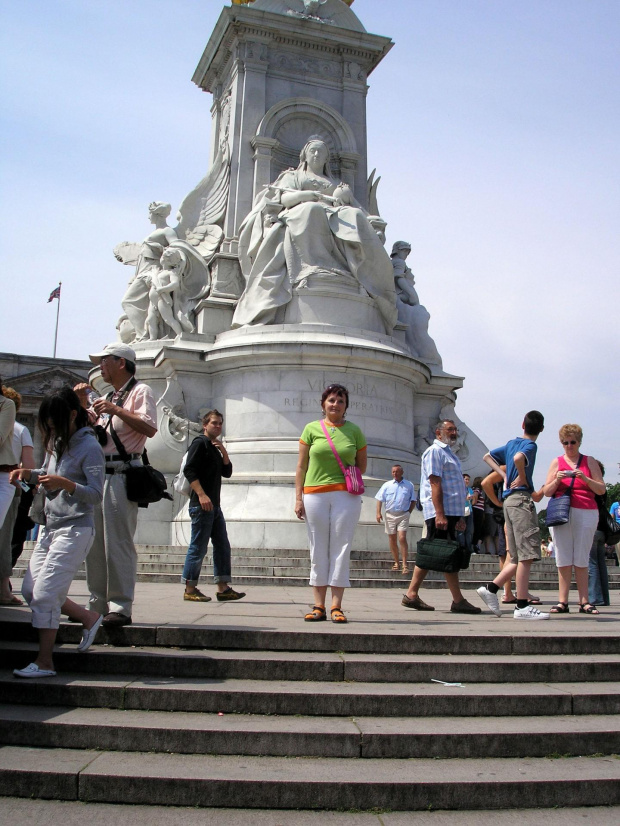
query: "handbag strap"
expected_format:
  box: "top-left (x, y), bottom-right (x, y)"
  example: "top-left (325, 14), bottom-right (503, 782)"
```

top-left (105, 377), bottom-right (144, 464)
top-left (320, 420), bottom-right (347, 476)
top-left (555, 453), bottom-right (582, 498)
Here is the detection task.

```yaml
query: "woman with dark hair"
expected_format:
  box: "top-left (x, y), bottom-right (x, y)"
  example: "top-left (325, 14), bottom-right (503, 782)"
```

top-left (471, 476), bottom-right (485, 551)
top-left (588, 460), bottom-right (610, 607)
top-left (295, 384), bottom-right (367, 623)
top-left (10, 387), bottom-right (105, 677)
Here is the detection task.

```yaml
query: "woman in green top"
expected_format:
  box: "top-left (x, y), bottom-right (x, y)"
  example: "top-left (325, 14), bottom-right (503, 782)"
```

top-left (295, 384), bottom-right (367, 623)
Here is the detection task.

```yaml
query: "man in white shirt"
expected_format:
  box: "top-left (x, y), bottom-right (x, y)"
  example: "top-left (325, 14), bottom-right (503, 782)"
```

top-left (85, 343), bottom-right (157, 627)
top-left (375, 465), bottom-right (416, 574)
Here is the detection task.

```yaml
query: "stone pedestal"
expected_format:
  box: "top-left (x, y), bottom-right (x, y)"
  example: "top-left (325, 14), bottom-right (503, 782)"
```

top-left (121, 323), bottom-right (479, 550)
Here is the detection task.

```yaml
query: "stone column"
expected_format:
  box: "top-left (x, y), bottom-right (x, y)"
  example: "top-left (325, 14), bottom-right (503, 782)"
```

top-left (342, 59), bottom-right (369, 207)
top-left (231, 40), bottom-right (269, 235)
top-left (251, 136), bottom-right (279, 199)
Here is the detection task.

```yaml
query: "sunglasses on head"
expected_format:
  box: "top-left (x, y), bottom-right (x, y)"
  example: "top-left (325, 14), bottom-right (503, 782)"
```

top-left (562, 440), bottom-right (578, 445)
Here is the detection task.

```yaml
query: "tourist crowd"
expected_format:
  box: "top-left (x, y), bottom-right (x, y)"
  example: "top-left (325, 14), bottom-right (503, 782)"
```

top-left (1, 363), bottom-right (618, 677)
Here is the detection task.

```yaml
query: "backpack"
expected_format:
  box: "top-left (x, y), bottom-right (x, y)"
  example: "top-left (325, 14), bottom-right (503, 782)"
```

top-left (172, 451), bottom-right (191, 497)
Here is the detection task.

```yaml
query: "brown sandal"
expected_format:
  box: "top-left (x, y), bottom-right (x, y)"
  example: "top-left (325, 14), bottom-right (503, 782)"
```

top-left (330, 607), bottom-right (347, 623)
top-left (304, 605), bottom-right (327, 622)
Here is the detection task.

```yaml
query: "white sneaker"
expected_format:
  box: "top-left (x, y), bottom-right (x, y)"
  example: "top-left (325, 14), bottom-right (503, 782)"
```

top-left (13, 662), bottom-right (57, 678)
top-left (513, 605), bottom-right (550, 620)
top-left (77, 614), bottom-right (104, 653)
top-left (476, 586), bottom-right (501, 617)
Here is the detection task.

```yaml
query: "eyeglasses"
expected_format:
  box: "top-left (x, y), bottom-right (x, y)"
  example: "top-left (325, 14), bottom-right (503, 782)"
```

top-left (562, 440), bottom-right (578, 445)
top-left (324, 384), bottom-right (347, 393)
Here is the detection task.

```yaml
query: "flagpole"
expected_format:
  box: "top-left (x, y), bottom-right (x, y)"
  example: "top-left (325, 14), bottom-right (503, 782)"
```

top-left (53, 282), bottom-right (62, 358)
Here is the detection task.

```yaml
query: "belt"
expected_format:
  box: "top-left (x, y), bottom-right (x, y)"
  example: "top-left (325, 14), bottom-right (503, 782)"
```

top-left (0, 464), bottom-right (18, 473)
top-left (105, 453), bottom-right (142, 462)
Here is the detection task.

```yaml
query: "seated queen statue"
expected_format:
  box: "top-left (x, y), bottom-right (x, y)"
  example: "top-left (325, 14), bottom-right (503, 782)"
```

top-left (231, 137), bottom-right (397, 333)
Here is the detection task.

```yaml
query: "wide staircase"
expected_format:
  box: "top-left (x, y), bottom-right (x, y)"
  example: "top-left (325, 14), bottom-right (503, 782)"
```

top-left (1, 607), bottom-right (619, 812)
top-left (13, 545), bottom-right (620, 590)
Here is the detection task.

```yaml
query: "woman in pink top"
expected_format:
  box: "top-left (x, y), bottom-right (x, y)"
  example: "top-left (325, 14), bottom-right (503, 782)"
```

top-left (543, 424), bottom-right (605, 614)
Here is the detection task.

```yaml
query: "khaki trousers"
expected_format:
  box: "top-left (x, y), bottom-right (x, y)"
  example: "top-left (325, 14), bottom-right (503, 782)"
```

top-left (86, 460), bottom-right (139, 617)
top-left (0, 492), bottom-right (20, 578)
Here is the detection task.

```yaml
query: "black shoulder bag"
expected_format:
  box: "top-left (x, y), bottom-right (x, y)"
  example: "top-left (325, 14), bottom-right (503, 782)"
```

top-left (105, 381), bottom-right (172, 507)
top-left (545, 455), bottom-right (582, 528)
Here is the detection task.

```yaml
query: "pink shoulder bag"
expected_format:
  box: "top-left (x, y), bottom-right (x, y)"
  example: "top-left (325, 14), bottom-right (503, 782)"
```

top-left (320, 420), bottom-right (365, 496)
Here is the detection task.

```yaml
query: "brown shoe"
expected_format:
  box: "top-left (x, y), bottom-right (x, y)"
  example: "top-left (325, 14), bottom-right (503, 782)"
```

top-left (216, 587), bottom-right (246, 602)
top-left (450, 599), bottom-right (482, 615)
top-left (401, 594), bottom-right (435, 611)
top-left (184, 589), bottom-right (212, 602)
top-left (102, 612), bottom-right (132, 627)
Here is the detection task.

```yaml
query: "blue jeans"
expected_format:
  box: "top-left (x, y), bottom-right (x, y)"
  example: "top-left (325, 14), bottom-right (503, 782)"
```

top-left (457, 513), bottom-right (475, 552)
top-left (181, 505), bottom-right (231, 585)
top-left (588, 530), bottom-right (610, 606)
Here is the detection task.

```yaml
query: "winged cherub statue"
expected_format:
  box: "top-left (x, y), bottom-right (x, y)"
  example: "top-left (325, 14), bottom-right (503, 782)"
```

top-left (114, 142), bottom-right (231, 342)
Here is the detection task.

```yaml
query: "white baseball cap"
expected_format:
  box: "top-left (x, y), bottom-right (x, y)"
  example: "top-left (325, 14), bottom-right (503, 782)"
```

top-left (89, 343), bottom-right (137, 365)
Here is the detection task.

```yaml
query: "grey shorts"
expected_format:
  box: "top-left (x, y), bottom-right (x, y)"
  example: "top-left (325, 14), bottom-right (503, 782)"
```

top-left (503, 493), bottom-right (541, 564)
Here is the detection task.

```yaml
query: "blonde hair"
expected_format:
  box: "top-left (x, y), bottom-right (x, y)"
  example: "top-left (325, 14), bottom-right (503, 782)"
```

top-left (559, 423), bottom-right (583, 444)
top-left (1, 386), bottom-right (21, 412)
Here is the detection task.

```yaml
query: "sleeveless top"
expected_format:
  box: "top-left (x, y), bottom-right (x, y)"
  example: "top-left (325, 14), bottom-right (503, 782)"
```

top-left (556, 455), bottom-right (597, 510)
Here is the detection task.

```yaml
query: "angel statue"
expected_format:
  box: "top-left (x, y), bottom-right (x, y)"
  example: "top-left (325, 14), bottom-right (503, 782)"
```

top-left (232, 136), bottom-right (397, 333)
top-left (145, 246), bottom-right (211, 340)
top-left (114, 142), bottom-right (231, 342)
top-left (391, 241), bottom-right (443, 368)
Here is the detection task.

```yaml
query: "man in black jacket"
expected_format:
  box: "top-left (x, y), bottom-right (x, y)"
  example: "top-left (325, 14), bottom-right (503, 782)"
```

top-left (181, 409), bottom-right (245, 603)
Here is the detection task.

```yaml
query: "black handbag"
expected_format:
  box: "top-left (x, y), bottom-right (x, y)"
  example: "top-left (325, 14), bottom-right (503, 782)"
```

top-left (106, 387), bottom-right (172, 508)
top-left (415, 537), bottom-right (471, 573)
top-left (595, 494), bottom-right (620, 546)
top-left (545, 456), bottom-right (581, 528)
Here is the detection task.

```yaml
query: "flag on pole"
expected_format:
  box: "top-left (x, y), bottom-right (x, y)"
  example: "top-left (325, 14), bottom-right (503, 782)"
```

top-left (48, 285), bottom-right (61, 303)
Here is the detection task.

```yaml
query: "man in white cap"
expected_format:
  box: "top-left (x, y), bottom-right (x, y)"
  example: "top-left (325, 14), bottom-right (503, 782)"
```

top-left (84, 343), bottom-right (157, 626)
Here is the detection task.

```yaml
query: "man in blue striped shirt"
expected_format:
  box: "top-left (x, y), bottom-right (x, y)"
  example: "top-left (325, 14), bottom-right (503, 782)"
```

top-left (376, 465), bottom-right (416, 574)
top-left (402, 420), bottom-right (481, 614)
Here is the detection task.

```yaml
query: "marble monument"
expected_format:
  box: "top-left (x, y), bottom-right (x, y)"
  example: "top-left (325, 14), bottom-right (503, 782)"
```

top-left (94, 0), bottom-right (488, 551)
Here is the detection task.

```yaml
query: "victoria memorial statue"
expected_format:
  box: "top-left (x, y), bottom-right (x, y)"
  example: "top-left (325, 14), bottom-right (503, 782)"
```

top-left (94, 0), bottom-right (488, 550)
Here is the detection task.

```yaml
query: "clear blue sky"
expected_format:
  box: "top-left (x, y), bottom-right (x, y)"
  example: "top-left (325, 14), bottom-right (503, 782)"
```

top-left (1, 0), bottom-right (618, 485)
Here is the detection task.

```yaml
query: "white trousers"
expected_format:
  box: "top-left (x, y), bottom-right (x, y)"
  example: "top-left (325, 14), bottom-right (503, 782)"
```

top-left (85, 462), bottom-right (139, 617)
top-left (22, 525), bottom-right (95, 629)
top-left (553, 507), bottom-right (599, 568)
top-left (304, 491), bottom-right (362, 588)
top-left (0, 473), bottom-right (14, 529)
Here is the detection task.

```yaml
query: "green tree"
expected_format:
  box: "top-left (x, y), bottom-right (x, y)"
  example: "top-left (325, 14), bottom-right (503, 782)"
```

top-left (538, 509), bottom-right (550, 540)
top-left (605, 482), bottom-right (620, 507)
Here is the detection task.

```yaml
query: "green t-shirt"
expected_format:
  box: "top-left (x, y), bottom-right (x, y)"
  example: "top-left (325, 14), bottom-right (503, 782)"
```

top-left (300, 420), bottom-right (367, 491)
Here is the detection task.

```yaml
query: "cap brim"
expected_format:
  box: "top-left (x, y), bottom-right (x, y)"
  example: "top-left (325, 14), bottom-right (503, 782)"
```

top-left (89, 352), bottom-right (107, 365)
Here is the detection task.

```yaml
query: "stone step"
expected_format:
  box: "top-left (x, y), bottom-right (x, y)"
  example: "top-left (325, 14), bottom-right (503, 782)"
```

top-left (130, 562), bottom-right (580, 582)
top-left (3, 617), bottom-right (619, 655)
top-left (3, 799), bottom-right (620, 825)
top-left (1, 705), bottom-right (619, 760)
top-left (1, 670), bottom-right (618, 717)
top-left (1, 746), bottom-right (618, 810)
top-left (10, 570), bottom-right (588, 589)
top-left (18, 543), bottom-right (619, 568)
top-left (3, 642), bottom-right (620, 684)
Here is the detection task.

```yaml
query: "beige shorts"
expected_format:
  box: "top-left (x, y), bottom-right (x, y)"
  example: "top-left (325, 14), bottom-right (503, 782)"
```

top-left (503, 492), bottom-right (541, 564)
top-left (384, 510), bottom-right (410, 535)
